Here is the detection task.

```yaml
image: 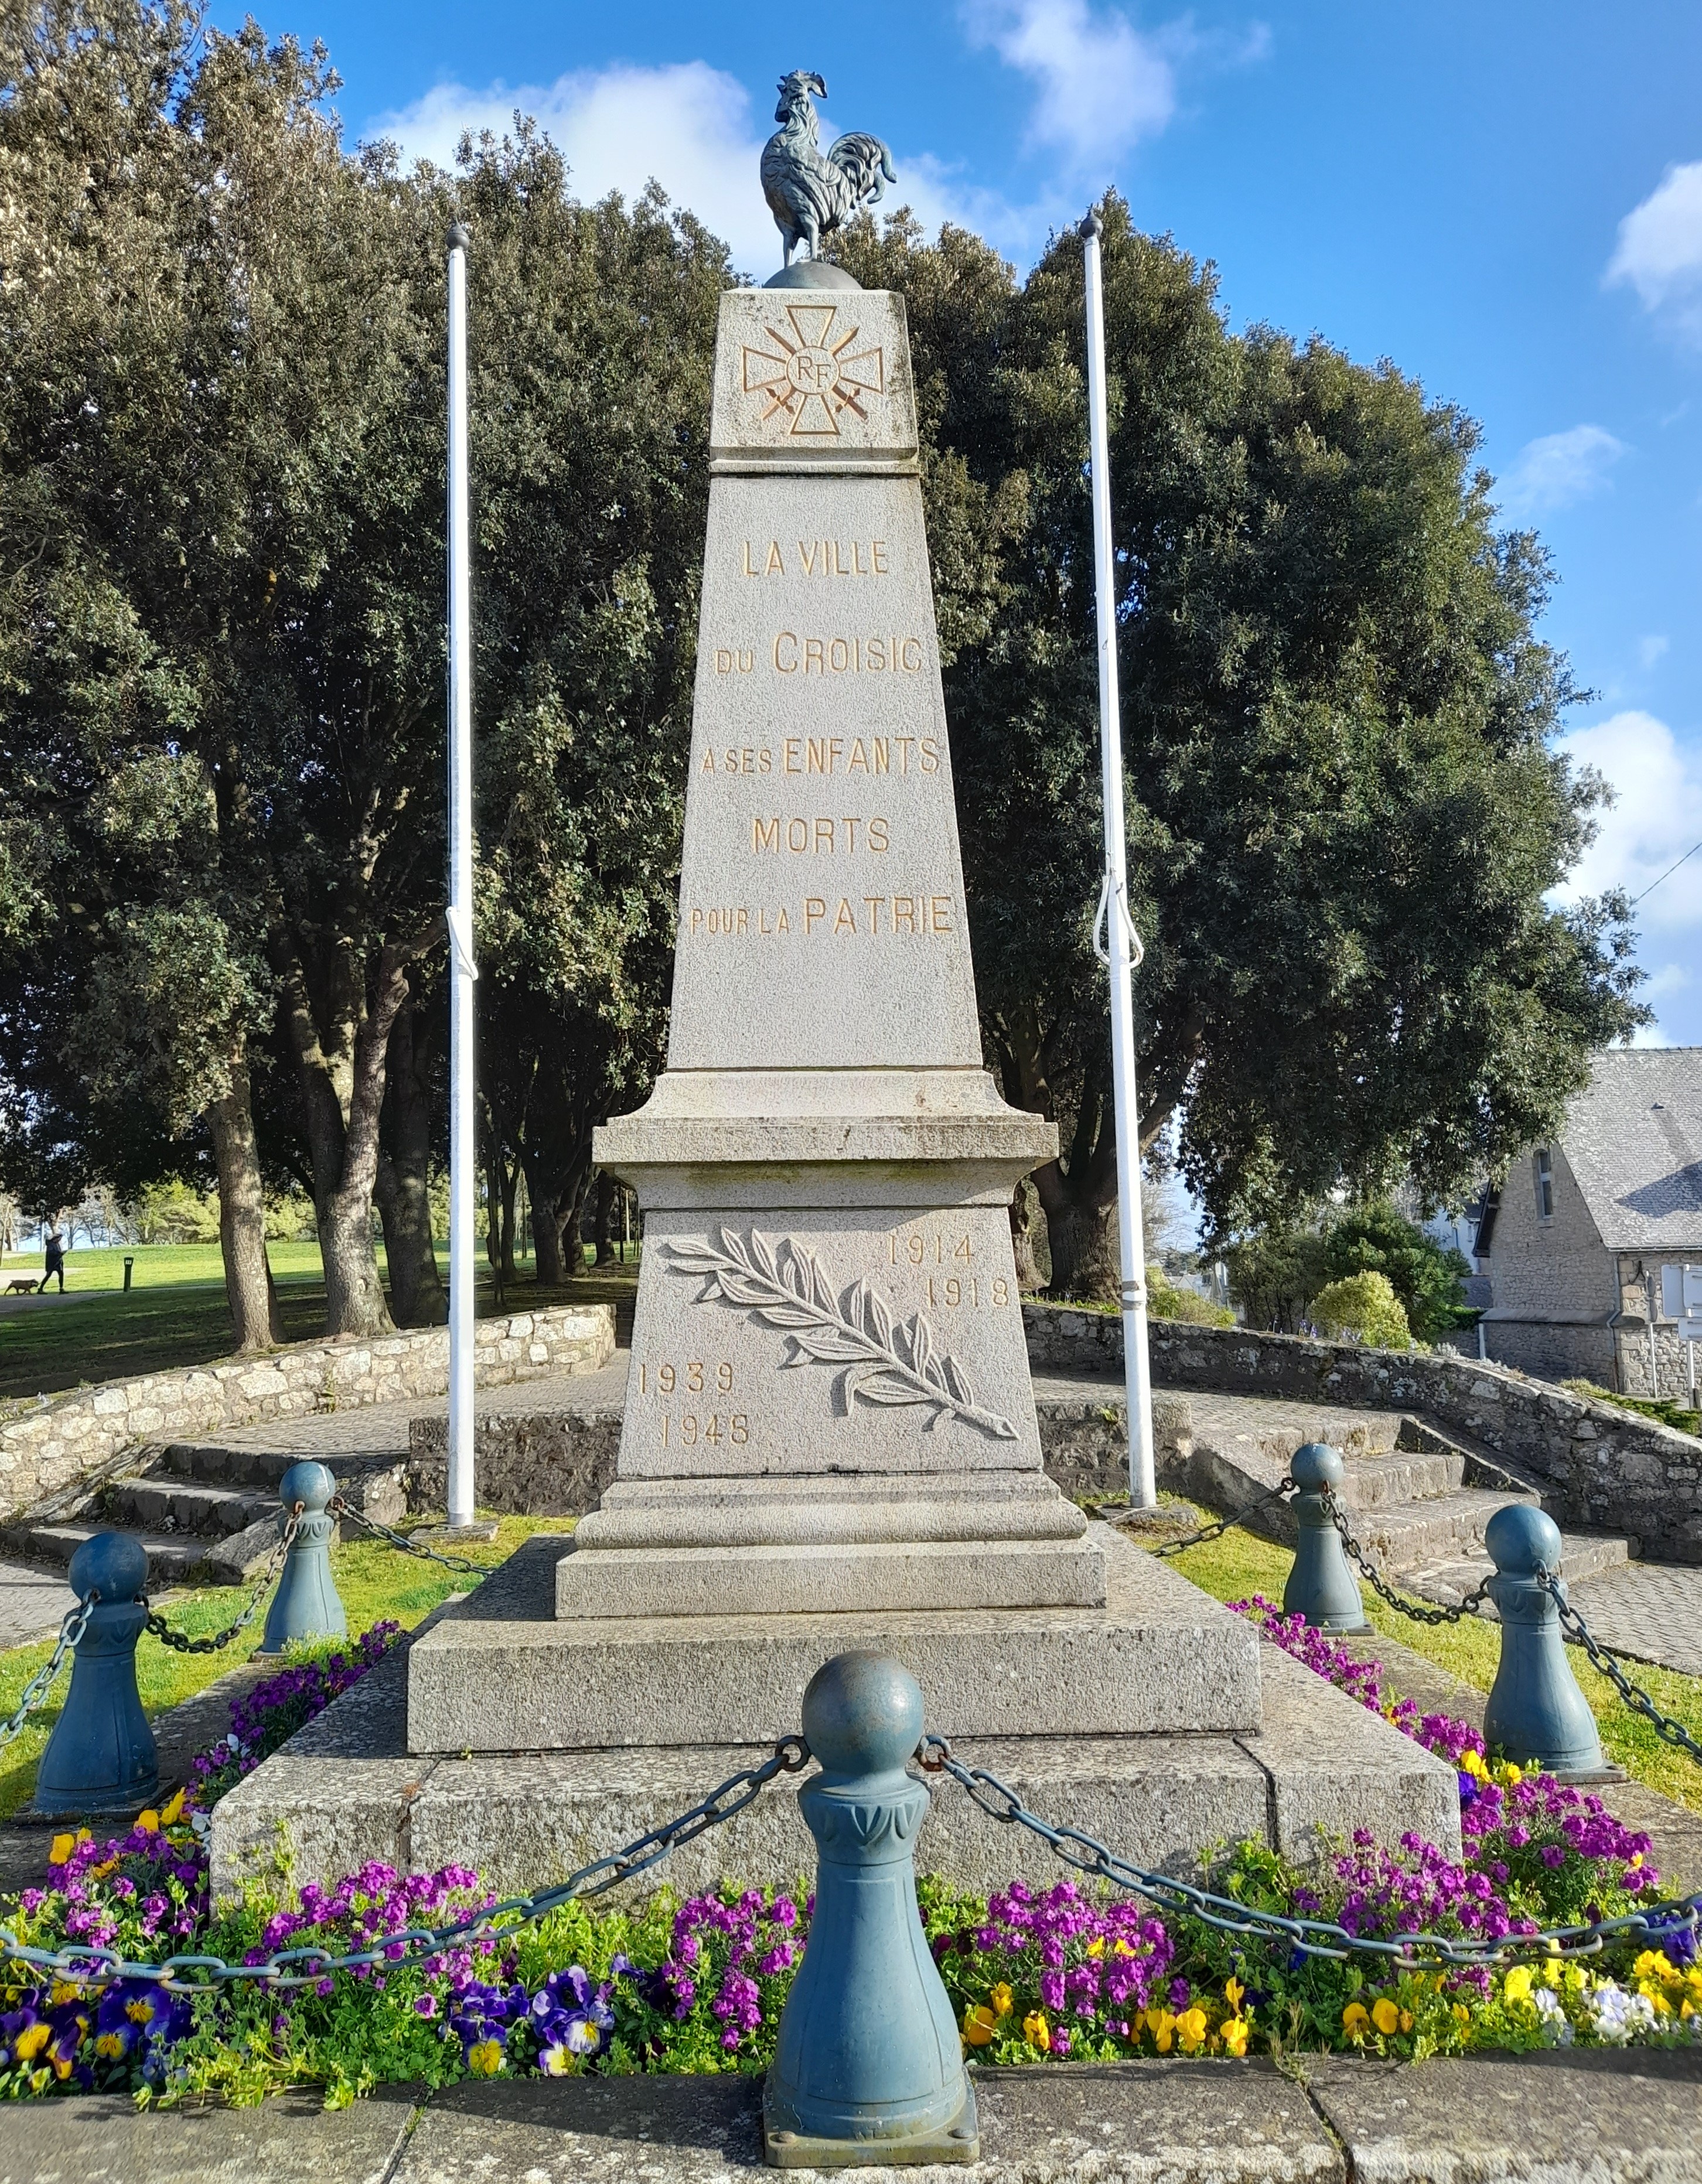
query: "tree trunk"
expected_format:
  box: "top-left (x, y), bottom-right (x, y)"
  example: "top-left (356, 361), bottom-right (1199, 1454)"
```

top-left (500, 1159), bottom-right (519, 1285)
top-left (377, 998), bottom-right (446, 1326)
top-left (1009, 1180), bottom-right (1046, 1292)
top-left (520, 1144), bottom-right (566, 1287)
top-left (270, 926), bottom-right (419, 1339)
top-left (207, 1059), bottom-right (281, 1352)
top-left (560, 1166), bottom-right (593, 1278)
top-left (1045, 1197), bottom-right (1121, 1302)
top-left (594, 1169), bottom-right (617, 1268)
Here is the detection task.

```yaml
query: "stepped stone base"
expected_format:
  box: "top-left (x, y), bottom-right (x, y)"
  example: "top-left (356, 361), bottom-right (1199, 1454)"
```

top-left (408, 1527), bottom-right (1257, 1752)
top-left (209, 1541), bottom-right (1458, 1906)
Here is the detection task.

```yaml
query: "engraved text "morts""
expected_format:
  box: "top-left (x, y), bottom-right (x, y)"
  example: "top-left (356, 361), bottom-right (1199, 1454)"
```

top-left (753, 816), bottom-right (890, 854)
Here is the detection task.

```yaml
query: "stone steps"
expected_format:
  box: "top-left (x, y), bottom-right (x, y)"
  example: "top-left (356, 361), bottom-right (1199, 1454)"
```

top-left (0, 1441), bottom-right (409, 1592)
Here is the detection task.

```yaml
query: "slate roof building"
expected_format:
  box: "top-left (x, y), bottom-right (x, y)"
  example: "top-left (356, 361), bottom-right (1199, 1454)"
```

top-left (1473, 1047), bottom-right (1702, 1395)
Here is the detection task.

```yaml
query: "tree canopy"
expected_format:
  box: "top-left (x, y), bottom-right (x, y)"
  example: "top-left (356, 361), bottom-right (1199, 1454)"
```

top-left (0, 5), bottom-right (1646, 1342)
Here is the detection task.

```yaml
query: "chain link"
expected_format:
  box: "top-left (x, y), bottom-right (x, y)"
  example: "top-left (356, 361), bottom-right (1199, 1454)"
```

top-left (329, 1497), bottom-right (492, 1576)
top-left (0, 1600), bottom-right (93, 1750)
top-left (919, 1736), bottom-right (1700, 1968)
top-left (1321, 1489), bottom-right (1490, 1626)
top-left (143, 1513), bottom-right (301, 1656)
top-left (1152, 1476), bottom-right (1296, 1559)
top-left (1537, 1571), bottom-right (1702, 1769)
top-left (1, 1734), bottom-right (810, 1992)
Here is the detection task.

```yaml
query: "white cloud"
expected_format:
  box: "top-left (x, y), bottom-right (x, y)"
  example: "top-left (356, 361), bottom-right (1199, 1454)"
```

top-left (370, 62), bottom-right (782, 273)
top-left (1630, 1019), bottom-right (1675, 1047)
top-left (1557, 711), bottom-right (1702, 936)
top-left (1607, 159), bottom-right (1702, 332)
top-left (1639, 633), bottom-right (1671, 671)
top-left (1498, 424), bottom-right (1628, 518)
top-left (961, 0), bottom-right (1181, 170)
top-left (367, 62), bottom-right (1042, 276)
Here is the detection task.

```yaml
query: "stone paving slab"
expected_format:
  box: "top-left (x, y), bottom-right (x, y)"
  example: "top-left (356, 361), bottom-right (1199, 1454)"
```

top-left (0, 2055), bottom-right (1696, 2182)
top-left (0, 1555), bottom-right (78, 1648)
top-left (1565, 1560), bottom-right (1702, 1678)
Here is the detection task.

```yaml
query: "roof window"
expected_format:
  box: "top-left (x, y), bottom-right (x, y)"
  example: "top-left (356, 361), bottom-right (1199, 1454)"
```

top-left (1534, 1148), bottom-right (1554, 1223)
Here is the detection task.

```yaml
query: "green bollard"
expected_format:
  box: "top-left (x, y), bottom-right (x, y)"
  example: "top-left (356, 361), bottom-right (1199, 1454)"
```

top-left (764, 1652), bottom-right (977, 2169)
top-left (35, 1534), bottom-right (158, 1814)
top-left (1482, 1504), bottom-right (1604, 1774)
top-left (1283, 1443), bottom-right (1368, 1633)
top-left (260, 1461), bottom-right (347, 1652)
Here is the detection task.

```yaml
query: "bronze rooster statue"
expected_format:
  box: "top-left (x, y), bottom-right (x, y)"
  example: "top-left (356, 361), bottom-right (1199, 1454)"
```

top-left (760, 71), bottom-right (896, 269)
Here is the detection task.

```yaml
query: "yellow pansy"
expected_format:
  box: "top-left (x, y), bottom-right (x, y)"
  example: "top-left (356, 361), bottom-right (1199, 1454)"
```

top-left (1022, 2011), bottom-right (1050, 2053)
top-left (1499, 1763), bottom-right (1523, 1787)
top-left (963, 2005), bottom-right (997, 2047)
top-left (48, 1834), bottom-right (76, 1866)
top-left (1371, 1998), bottom-right (1401, 2036)
top-left (1145, 2008), bottom-right (1176, 2053)
top-left (14, 2024), bottom-right (49, 2062)
top-left (1502, 1967), bottom-right (1533, 2005)
top-left (990, 1984), bottom-right (1014, 2019)
top-left (135, 1810), bottom-right (159, 1834)
top-left (1219, 2016), bottom-right (1250, 2058)
top-left (158, 1787), bottom-right (186, 1827)
top-left (1113, 1939), bottom-right (1138, 1958)
top-left (1633, 1950), bottom-right (1675, 1981)
top-left (1176, 2007), bottom-right (1209, 2054)
top-left (1085, 1937), bottom-right (1106, 1958)
top-left (1225, 1978), bottom-right (1245, 2013)
top-left (1399, 2010), bottom-right (1414, 2033)
top-left (467, 2039), bottom-right (504, 2077)
top-left (1342, 2002), bottom-right (1371, 2039)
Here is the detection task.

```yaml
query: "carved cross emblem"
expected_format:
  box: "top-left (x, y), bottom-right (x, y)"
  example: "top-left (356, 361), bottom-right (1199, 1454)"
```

top-left (741, 304), bottom-right (885, 436)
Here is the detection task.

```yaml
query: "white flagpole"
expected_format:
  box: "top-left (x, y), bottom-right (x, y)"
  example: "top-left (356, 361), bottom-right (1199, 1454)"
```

top-left (445, 222), bottom-right (477, 1531)
top-left (1080, 207), bottom-right (1156, 1510)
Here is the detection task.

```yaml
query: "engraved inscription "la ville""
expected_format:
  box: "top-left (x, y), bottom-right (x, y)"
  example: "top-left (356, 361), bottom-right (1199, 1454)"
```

top-left (743, 540), bottom-right (891, 576)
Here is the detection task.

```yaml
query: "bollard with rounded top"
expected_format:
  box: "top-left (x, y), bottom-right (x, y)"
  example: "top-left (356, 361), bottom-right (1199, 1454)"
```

top-left (1283, 1444), bottom-right (1368, 1633)
top-left (35, 1534), bottom-right (158, 1814)
top-left (1482, 1504), bottom-right (1604, 1773)
top-left (260, 1461), bottom-right (347, 1653)
top-left (764, 1651), bottom-right (976, 2170)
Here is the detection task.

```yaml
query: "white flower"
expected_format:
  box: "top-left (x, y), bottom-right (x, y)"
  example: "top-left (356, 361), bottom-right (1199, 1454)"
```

top-left (1585, 1982), bottom-right (1657, 2045)
top-left (1532, 1988), bottom-right (1573, 2046)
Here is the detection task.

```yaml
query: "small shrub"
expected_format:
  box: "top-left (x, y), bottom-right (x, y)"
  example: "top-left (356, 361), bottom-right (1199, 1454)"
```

top-left (1146, 1265), bottom-right (1234, 1328)
top-left (1309, 1271), bottom-right (1412, 1350)
top-left (1559, 1381), bottom-right (1702, 1439)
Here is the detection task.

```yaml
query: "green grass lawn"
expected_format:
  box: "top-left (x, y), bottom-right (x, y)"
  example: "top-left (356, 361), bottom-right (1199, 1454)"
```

top-left (1158, 1518), bottom-right (1702, 1814)
top-left (0, 1243), bottom-right (640, 1404)
top-left (0, 1516), bottom-right (576, 1819)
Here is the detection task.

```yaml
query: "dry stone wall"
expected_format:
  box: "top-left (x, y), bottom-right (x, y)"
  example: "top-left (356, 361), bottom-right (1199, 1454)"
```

top-left (1023, 1303), bottom-right (1702, 1564)
top-left (0, 1306), bottom-right (615, 1523)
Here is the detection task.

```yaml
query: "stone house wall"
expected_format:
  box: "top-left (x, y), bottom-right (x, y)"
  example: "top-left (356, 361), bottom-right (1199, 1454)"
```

top-left (0, 1305), bottom-right (616, 1523)
top-left (1478, 1142), bottom-right (1621, 1387)
top-left (1022, 1303), bottom-right (1702, 1564)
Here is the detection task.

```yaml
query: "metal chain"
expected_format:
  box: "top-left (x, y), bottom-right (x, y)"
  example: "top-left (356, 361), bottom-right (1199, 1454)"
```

top-left (2, 1734), bottom-right (810, 1992)
top-left (1152, 1476), bottom-right (1295, 1558)
top-left (0, 1600), bottom-right (93, 1750)
top-left (919, 1736), bottom-right (1700, 1969)
top-left (329, 1497), bottom-right (492, 1576)
top-left (143, 1513), bottom-right (301, 1656)
top-left (1538, 1571), bottom-right (1702, 1769)
top-left (1322, 1490), bottom-right (1490, 1626)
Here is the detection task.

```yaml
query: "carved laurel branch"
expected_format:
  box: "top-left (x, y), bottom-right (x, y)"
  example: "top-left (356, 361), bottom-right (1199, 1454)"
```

top-left (661, 1227), bottom-right (1018, 1443)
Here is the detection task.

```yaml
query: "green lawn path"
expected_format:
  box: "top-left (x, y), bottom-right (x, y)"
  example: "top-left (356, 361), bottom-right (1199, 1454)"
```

top-left (0, 1241), bottom-right (640, 1403)
top-left (0, 1517), bottom-right (575, 1820)
top-left (1159, 1519), bottom-right (1702, 1814)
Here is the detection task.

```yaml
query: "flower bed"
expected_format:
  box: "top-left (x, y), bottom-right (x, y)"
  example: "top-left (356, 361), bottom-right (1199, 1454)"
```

top-left (0, 1613), bottom-right (1696, 2105)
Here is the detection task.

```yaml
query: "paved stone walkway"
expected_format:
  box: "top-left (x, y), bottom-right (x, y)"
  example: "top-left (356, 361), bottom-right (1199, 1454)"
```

top-left (204, 1354), bottom-right (632, 1458)
top-left (0, 2052), bottom-right (1696, 2181)
top-left (0, 1557), bottom-right (79, 1649)
top-left (1565, 1559), bottom-right (1702, 1678)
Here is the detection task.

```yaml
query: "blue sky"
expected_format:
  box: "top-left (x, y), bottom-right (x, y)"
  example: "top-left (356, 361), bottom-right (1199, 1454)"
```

top-left (231, 1), bottom-right (1702, 1041)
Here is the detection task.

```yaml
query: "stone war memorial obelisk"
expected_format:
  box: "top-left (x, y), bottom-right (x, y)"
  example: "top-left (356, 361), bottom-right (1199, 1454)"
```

top-left (225, 77), bottom-right (1458, 1905)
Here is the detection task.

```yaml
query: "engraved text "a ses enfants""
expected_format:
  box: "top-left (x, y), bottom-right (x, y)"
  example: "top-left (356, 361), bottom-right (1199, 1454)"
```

top-left (698, 738), bottom-right (938, 776)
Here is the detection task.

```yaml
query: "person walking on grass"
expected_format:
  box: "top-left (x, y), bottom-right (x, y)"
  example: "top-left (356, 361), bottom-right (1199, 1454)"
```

top-left (37, 1227), bottom-right (65, 1294)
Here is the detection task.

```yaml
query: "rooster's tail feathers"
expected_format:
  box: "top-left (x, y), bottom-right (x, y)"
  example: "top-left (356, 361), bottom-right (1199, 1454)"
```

top-left (826, 132), bottom-right (896, 208)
